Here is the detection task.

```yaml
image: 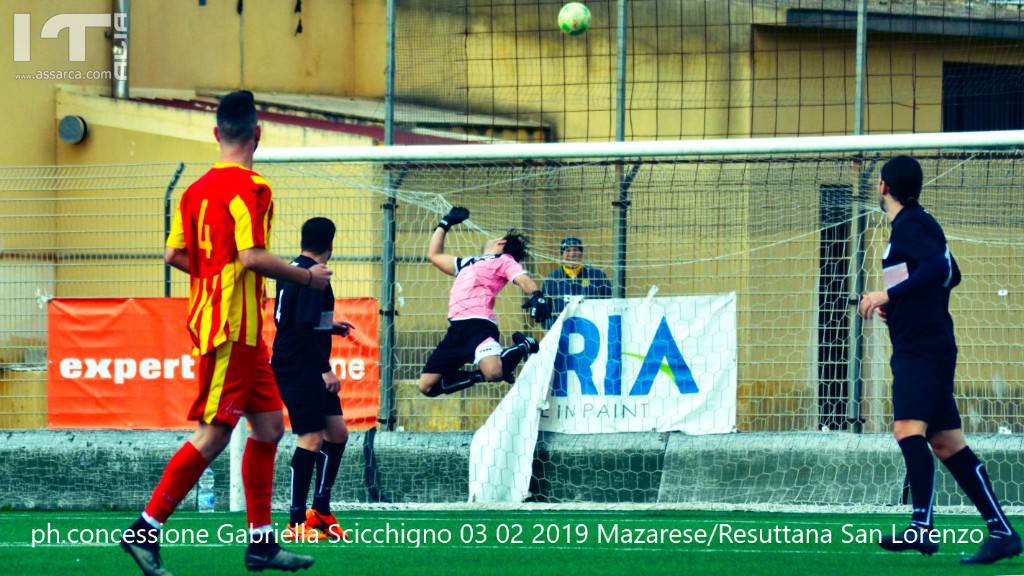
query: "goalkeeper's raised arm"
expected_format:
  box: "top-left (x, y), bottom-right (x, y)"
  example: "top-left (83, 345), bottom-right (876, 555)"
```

top-left (416, 207), bottom-right (547, 397)
top-left (426, 206), bottom-right (469, 276)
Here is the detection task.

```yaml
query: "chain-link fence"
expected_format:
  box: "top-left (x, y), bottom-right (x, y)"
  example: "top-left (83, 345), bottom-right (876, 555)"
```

top-left (2, 149), bottom-right (1021, 435)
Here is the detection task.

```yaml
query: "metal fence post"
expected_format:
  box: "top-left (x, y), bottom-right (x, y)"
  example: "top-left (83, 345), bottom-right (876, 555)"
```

top-left (162, 162), bottom-right (185, 297)
top-left (613, 0), bottom-right (629, 298)
top-left (378, 0), bottom-right (398, 430)
top-left (846, 0), bottom-right (869, 432)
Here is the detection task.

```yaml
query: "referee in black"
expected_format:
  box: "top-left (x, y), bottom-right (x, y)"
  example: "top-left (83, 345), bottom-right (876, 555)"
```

top-left (272, 217), bottom-right (353, 540)
top-left (860, 156), bottom-right (1020, 564)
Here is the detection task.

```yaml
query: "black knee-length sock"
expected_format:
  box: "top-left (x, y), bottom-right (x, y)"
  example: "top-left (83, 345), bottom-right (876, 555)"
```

top-left (312, 440), bottom-right (346, 515)
top-left (289, 447), bottom-right (318, 526)
top-left (500, 343), bottom-right (529, 378)
top-left (943, 446), bottom-right (1015, 536)
top-left (424, 370), bottom-right (485, 397)
top-left (898, 435), bottom-right (935, 528)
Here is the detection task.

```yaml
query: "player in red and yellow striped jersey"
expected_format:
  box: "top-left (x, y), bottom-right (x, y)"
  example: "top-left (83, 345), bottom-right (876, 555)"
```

top-left (167, 160), bottom-right (275, 356)
top-left (171, 161), bottom-right (282, 426)
top-left (122, 91), bottom-right (329, 576)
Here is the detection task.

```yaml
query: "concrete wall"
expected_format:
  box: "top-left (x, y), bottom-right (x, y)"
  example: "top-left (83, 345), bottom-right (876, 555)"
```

top-left (2, 430), bottom-right (1022, 509)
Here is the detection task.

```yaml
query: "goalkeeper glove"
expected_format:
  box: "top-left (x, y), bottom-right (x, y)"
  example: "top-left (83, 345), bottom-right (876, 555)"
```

top-left (523, 291), bottom-right (552, 323)
top-left (437, 207), bottom-right (470, 231)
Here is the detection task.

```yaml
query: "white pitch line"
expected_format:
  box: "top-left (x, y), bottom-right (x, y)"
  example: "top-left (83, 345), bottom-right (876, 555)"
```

top-left (0, 541), bottom-right (948, 557)
top-left (0, 515), bottom-right (983, 531)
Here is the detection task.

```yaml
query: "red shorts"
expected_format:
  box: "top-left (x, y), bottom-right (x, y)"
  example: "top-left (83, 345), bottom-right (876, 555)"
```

top-left (187, 340), bottom-right (283, 426)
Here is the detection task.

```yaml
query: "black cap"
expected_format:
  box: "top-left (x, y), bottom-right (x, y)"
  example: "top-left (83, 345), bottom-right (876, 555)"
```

top-left (560, 237), bottom-right (584, 252)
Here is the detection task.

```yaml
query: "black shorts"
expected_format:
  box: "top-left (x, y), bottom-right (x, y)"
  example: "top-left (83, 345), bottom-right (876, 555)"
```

top-left (272, 364), bottom-right (343, 436)
top-left (421, 318), bottom-right (502, 375)
top-left (891, 351), bottom-right (961, 435)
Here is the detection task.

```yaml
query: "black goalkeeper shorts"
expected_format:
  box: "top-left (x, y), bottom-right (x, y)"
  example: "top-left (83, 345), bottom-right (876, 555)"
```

top-left (272, 365), bottom-right (343, 436)
top-left (421, 318), bottom-right (501, 376)
top-left (890, 351), bottom-right (961, 435)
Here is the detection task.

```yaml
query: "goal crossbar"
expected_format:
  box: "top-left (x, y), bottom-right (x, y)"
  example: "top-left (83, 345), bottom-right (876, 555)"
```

top-left (255, 130), bottom-right (1024, 163)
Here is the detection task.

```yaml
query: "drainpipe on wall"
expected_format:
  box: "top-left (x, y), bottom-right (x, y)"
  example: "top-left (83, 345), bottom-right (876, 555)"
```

top-left (112, 0), bottom-right (129, 99)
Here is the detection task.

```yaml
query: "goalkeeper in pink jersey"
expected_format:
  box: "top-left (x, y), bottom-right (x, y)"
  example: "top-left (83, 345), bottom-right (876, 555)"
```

top-left (418, 207), bottom-right (552, 396)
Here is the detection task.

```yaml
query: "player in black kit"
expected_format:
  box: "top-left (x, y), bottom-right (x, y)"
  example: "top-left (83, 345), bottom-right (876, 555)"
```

top-left (272, 217), bottom-right (353, 542)
top-left (860, 156), bottom-right (1020, 564)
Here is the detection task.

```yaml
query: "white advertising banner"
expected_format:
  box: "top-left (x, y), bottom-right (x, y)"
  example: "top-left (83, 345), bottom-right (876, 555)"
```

top-left (469, 294), bottom-right (736, 502)
top-left (468, 299), bottom-right (578, 502)
top-left (538, 294), bottom-right (737, 434)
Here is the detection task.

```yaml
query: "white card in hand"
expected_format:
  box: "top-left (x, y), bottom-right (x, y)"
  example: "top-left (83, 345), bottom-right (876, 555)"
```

top-left (883, 262), bottom-right (909, 290)
top-left (315, 310), bottom-right (333, 330)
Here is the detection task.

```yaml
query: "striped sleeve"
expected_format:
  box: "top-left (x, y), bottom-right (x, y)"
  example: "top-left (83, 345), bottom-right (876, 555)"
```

top-left (228, 177), bottom-right (272, 252)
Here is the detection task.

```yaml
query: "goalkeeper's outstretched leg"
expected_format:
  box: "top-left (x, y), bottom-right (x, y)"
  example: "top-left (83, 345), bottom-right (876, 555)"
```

top-left (500, 332), bottom-right (539, 384)
top-left (417, 207), bottom-right (551, 397)
top-left (418, 332), bottom-right (539, 396)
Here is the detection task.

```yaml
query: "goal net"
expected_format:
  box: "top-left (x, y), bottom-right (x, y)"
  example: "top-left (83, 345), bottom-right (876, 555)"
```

top-left (1, 132), bottom-right (1022, 513)
top-left (251, 131), bottom-right (1024, 510)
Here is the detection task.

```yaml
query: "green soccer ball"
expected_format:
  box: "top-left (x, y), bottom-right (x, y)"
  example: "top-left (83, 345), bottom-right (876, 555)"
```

top-left (558, 2), bottom-right (591, 36)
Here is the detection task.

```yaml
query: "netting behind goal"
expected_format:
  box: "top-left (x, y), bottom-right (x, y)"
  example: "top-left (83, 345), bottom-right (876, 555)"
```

top-left (255, 142), bottom-right (1024, 508)
top-left (1, 137), bottom-right (1022, 510)
top-left (264, 148), bottom-right (1023, 432)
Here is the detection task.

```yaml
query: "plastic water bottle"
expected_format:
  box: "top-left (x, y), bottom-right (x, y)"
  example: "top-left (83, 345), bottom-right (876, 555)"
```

top-left (198, 468), bottom-right (215, 513)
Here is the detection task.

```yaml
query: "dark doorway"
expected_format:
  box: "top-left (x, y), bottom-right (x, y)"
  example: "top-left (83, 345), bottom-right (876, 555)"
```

top-left (818, 185), bottom-right (852, 431)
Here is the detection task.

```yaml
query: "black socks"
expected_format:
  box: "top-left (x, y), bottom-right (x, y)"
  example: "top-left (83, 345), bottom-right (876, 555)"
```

top-left (312, 440), bottom-right (346, 515)
top-left (288, 447), bottom-right (318, 526)
top-left (898, 435), bottom-right (935, 528)
top-left (425, 370), bottom-right (485, 397)
top-left (943, 446), bottom-right (1015, 536)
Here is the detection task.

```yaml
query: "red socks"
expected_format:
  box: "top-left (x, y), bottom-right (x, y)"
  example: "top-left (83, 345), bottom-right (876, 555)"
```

top-left (143, 437), bottom-right (278, 530)
top-left (242, 437), bottom-right (277, 528)
top-left (143, 441), bottom-right (209, 524)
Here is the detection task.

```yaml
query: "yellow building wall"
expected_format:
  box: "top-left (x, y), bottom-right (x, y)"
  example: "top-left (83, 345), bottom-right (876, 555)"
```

top-left (399, 1), bottom-right (767, 141)
top-left (0, 0), bottom-right (111, 425)
top-left (51, 88), bottom-right (382, 304)
top-left (397, 3), bottom-right (1024, 142)
top-left (351, 0), bottom-right (387, 97)
top-left (10, 1), bottom-right (1024, 164)
top-left (3, 0), bottom-right (374, 166)
top-left (1, 0), bottom-right (111, 165)
top-left (752, 27), bottom-right (1024, 136)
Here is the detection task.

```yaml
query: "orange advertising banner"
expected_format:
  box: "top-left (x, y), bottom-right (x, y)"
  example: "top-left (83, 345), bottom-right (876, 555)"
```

top-left (48, 297), bottom-right (380, 430)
